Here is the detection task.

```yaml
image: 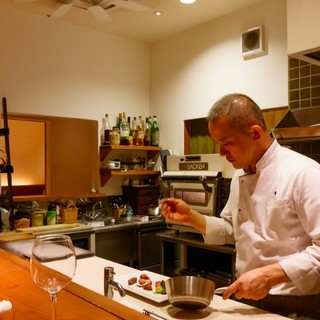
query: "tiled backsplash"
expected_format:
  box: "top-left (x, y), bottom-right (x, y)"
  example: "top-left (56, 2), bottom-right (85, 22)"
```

top-left (288, 58), bottom-right (320, 163)
top-left (289, 58), bottom-right (320, 108)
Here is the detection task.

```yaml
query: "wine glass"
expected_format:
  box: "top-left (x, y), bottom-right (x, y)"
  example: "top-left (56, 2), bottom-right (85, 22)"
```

top-left (30, 234), bottom-right (77, 320)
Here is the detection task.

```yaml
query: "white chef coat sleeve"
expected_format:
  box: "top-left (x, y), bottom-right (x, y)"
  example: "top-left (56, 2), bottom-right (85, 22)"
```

top-left (278, 166), bottom-right (320, 294)
top-left (202, 170), bottom-right (240, 245)
top-left (202, 212), bottom-right (234, 245)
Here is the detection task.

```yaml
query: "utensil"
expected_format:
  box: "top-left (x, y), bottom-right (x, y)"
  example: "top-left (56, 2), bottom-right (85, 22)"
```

top-left (148, 205), bottom-right (160, 216)
top-left (143, 309), bottom-right (169, 320)
top-left (165, 276), bottom-right (216, 310)
top-left (30, 234), bottom-right (76, 320)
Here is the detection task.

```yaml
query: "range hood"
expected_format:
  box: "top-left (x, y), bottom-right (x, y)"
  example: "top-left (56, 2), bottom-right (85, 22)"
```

top-left (290, 46), bottom-right (320, 67)
top-left (271, 106), bottom-right (320, 143)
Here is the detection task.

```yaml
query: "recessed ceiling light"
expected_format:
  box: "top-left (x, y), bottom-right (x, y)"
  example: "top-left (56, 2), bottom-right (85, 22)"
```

top-left (180, 0), bottom-right (197, 4)
top-left (153, 11), bottom-right (162, 16)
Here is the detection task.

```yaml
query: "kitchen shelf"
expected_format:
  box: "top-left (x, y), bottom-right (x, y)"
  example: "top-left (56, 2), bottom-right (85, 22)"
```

top-left (100, 169), bottom-right (160, 186)
top-left (99, 145), bottom-right (162, 186)
top-left (99, 145), bottom-right (162, 162)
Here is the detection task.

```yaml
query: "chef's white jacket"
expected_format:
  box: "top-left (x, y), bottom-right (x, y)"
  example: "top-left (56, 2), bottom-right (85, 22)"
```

top-left (203, 140), bottom-right (320, 295)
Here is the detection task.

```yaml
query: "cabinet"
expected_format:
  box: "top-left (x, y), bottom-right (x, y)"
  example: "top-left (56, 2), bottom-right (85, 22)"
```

top-left (122, 185), bottom-right (160, 216)
top-left (95, 226), bottom-right (137, 266)
top-left (0, 98), bottom-right (14, 230)
top-left (99, 145), bottom-right (162, 186)
top-left (135, 223), bottom-right (167, 274)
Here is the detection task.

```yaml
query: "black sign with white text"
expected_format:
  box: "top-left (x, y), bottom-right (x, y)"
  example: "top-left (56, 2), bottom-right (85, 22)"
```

top-left (179, 162), bottom-right (208, 171)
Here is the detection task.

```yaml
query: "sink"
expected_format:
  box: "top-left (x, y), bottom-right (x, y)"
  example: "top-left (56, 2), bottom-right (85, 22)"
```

top-left (104, 218), bottom-right (133, 226)
top-left (80, 218), bottom-right (133, 228)
top-left (85, 221), bottom-right (105, 227)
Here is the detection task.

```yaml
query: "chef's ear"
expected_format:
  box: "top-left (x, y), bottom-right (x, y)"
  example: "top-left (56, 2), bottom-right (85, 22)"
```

top-left (250, 125), bottom-right (263, 140)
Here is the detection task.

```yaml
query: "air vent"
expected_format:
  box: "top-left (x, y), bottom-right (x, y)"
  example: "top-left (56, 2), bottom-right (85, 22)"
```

top-left (241, 26), bottom-right (266, 59)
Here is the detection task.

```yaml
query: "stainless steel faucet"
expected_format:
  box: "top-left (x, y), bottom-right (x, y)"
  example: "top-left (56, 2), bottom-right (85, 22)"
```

top-left (93, 200), bottom-right (102, 211)
top-left (104, 267), bottom-right (126, 299)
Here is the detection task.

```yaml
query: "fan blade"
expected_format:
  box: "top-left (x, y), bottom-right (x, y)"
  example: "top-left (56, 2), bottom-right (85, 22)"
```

top-left (110, 0), bottom-right (150, 12)
top-left (50, 3), bottom-right (73, 18)
top-left (14, 0), bottom-right (38, 3)
top-left (88, 6), bottom-right (112, 22)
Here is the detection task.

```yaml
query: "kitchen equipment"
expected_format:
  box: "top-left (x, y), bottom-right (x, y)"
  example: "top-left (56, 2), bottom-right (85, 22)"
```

top-left (161, 154), bottom-right (234, 233)
top-left (148, 205), bottom-right (160, 216)
top-left (165, 275), bottom-right (215, 310)
top-left (142, 309), bottom-right (169, 320)
top-left (107, 160), bottom-right (121, 169)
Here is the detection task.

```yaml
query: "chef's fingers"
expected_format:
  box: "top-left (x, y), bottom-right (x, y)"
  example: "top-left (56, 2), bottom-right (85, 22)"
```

top-left (222, 282), bottom-right (239, 300)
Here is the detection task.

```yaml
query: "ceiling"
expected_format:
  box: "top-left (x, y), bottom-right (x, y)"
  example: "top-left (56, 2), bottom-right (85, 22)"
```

top-left (6, 0), bottom-right (263, 44)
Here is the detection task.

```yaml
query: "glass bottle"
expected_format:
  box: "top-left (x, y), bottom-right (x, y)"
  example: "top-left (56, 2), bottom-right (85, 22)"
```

top-left (120, 112), bottom-right (130, 145)
top-left (144, 116), bottom-right (151, 146)
top-left (131, 116), bottom-right (138, 145)
top-left (137, 116), bottom-right (145, 146)
top-left (151, 116), bottom-right (159, 146)
top-left (109, 127), bottom-right (120, 145)
top-left (100, 115), bottom-right (107, 145)
top-left (116, 112), bottom-right (123, 130)
top-left (104, 114), bottom-right (111, 145)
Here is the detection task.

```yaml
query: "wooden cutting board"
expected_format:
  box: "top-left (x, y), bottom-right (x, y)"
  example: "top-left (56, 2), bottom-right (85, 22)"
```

top-left (0, 232), bottom-right (35, 243)
top-left (16, 223), bottom-right (93, 234)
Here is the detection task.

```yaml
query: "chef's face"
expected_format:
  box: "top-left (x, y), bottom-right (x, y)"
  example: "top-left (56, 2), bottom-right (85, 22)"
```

top-left (208, 117), bottom-right (257, 171)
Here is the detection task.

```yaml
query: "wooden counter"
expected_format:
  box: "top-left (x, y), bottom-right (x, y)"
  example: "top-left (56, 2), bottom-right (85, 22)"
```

top-left (0, 249), bottom-right (149, 320)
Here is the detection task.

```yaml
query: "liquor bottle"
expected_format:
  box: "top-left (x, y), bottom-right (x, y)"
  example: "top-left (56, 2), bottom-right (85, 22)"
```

top-left (104, 114), bottom-right (111, 145)
top-left (131, 116), bottom-right (138, 145)
top-left (100, 115), bottom-right (107, 145)
top-left (151, 116), bottom-right (159, 146)
top-left (144, 116), bottom-right (151, 146)
top-left (120, 112), bottom-right (130, 145)
top-left (116, 112), bottom-right (123, 129)
top-left (137, 116), bottom-right (145, 146)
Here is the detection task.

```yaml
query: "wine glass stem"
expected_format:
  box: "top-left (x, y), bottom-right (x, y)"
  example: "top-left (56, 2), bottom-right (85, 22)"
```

top-left (51, 293), bottom-right (58, 320)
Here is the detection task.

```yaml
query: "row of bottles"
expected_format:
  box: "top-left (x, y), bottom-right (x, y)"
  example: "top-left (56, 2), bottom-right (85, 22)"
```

top-left (100, 113), bottom-right (159, 147)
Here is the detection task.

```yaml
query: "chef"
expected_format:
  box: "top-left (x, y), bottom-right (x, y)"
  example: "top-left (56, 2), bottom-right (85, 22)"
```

top-left (162, 93), bottom-right (320, 319)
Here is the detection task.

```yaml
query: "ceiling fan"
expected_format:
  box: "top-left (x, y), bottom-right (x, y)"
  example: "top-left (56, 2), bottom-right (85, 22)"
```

top-left (14, 0), bottom-right (151, 22)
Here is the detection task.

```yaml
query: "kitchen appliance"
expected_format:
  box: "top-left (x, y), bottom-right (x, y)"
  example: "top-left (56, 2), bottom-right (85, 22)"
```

top-left (161, 154), bottom-right (234, 233)
top-left (136, 224), bottom-right (167, 273)
top-left (271, 106), bottom-right (320, 143)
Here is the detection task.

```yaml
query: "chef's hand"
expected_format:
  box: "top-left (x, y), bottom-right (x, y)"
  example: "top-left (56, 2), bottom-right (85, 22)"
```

top-left (161, 198), bottom-right (192, 224)
top-left (222, 264), bottom-right (290, 301)
top-left (161, 198), bottom-right (207, 234)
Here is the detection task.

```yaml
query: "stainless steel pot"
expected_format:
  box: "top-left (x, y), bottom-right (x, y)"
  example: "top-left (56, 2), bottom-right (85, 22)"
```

top-left (165, 276), bottom-right (215, 310)
top-left (148, 205), bottom-right (160, 216)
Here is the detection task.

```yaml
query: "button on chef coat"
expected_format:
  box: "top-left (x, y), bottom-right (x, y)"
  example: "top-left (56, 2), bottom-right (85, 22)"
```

top-left (203, 140), bottom-right (320, 295)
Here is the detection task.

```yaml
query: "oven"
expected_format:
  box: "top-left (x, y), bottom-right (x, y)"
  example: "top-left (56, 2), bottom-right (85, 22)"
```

top-left (161, 154), bottom-right (234, 233)
top-left (169, 181), bottom-right (218, 216)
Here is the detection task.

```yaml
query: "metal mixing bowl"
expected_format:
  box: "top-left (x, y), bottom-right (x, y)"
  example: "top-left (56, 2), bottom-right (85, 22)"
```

top-left (165, 276), bottom-right (215, 310)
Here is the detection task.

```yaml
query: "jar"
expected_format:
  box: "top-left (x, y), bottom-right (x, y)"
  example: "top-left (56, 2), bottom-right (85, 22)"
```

top-left (32, 211), bottom-right (45, 227)
top-left (109, 127), bottom-right (120, 145)
top-left (46, 210), bottom-right (56, 225)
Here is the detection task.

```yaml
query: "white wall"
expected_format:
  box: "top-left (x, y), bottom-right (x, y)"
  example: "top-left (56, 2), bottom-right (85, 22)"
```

top-left (0, 0), bottom-right (289, 194)
top-left (0, 2), bottom-right (150, 127)
top-left (150, 0), bottom-right (288, 155)
top-left (287, 0), bottom-right (320, 55)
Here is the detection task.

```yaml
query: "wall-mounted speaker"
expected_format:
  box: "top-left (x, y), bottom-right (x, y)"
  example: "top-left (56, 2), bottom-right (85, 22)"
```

top-left (241, 26), bottom-right (265, 59)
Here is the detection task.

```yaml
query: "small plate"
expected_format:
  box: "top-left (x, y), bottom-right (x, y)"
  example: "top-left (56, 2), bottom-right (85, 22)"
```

top-left (115, 270), bottom-right (169, 303)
